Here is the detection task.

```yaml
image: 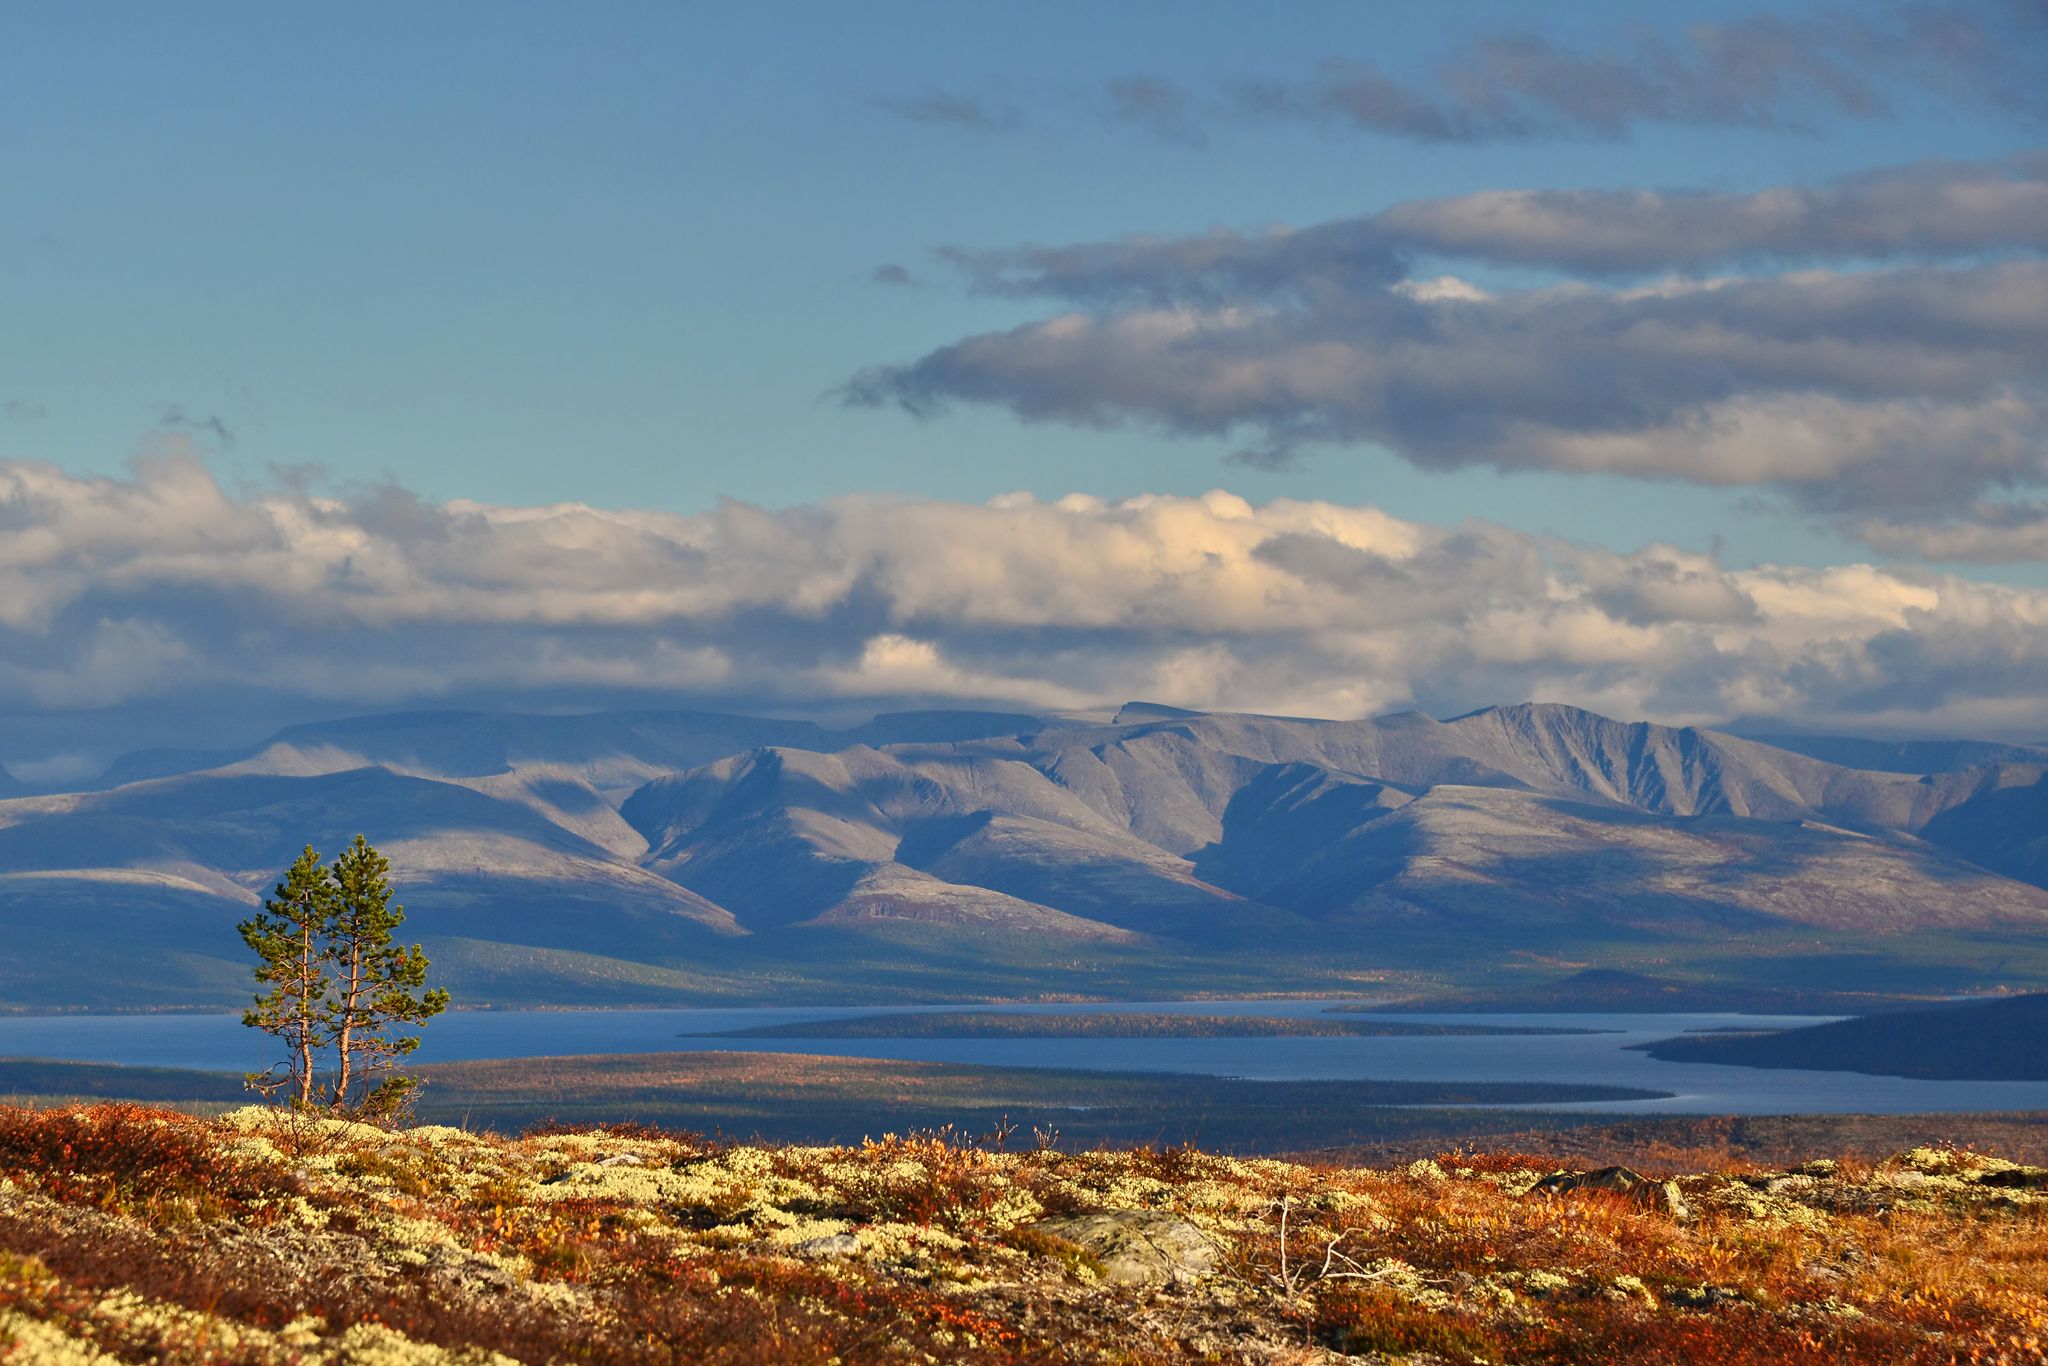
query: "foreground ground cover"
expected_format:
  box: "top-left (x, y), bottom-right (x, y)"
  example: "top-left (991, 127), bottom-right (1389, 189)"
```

top-left (2, 1102), bottom-right (2045, 1363)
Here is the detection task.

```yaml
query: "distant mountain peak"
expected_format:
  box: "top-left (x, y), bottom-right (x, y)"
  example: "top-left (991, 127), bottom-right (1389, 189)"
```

top-left (1114, 701), bottom-right (1208, 723)
top-left (10, 699), bottom-right (2048, 1010)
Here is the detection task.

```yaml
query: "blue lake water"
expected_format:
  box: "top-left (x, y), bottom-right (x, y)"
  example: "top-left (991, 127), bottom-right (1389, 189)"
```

top-left (5, 999), bottom-right (2047, 1117)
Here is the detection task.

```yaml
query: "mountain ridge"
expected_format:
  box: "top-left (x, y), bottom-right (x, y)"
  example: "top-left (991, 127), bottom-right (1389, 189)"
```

top-left (6, 700), bottom-right (2048, 1007)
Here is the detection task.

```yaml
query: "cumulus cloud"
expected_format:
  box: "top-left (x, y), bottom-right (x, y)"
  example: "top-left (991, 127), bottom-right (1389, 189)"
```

top-left (1097, 2), bottom-right (2048, 144)
top-left (3, 459), bottom-right (2048, 765)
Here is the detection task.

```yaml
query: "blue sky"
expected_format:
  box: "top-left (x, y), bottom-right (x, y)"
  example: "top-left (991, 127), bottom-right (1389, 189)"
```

top-left (5, 1), bottom-right (2039, 568)
top-left (4, 1), bottom-right (2048, 772)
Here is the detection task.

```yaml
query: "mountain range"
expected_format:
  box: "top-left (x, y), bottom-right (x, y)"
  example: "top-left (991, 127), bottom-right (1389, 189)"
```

top-left (2, 701), bottom-right (2046, 1008)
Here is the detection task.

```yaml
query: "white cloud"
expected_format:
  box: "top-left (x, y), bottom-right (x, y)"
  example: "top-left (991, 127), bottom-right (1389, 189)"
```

top-left (3, 460), bottom-right (2047, 747)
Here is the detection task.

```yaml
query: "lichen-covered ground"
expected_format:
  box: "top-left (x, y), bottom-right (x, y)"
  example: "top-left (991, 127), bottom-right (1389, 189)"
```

top-left (1, 1103), bottom-right (2044, 1364)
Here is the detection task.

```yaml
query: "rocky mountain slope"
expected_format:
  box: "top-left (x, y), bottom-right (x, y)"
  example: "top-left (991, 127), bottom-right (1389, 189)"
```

top-left (3, 702), bottom-right (2046, 1006)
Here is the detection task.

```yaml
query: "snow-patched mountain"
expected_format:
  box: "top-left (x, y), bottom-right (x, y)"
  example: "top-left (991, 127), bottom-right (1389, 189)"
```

top-left (3, 701), bottom-right (2045, 1007)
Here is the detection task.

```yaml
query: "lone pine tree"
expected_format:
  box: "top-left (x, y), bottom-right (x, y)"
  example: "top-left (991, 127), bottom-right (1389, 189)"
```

top-left (238, 845), bottom-right (337, 1109)
top-left (237, 836), bottom-right (450, 1113)
top-left (326, 834), bottom-right (450, 1113)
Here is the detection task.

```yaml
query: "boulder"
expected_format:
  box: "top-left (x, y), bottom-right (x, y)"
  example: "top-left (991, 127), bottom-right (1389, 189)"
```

top-left (1030, 1210), bottom-right (1218, 1287)
top-left (791, 1232), bottom-right (861, 1258)
top-left (1527, 1166), bottom-right (1689, 1217)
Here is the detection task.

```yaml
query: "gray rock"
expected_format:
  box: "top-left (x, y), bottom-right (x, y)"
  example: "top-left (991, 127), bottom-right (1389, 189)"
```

top-left (1031, 1210), bottom-right (1218, 1287)
top-left (1670, 1283), bottom-right (1746, 1308)
top-left (792, 1232), bottom-right (861, 1258)
top-left (426, 1244), bottom-right (516, 1293)
top-left (1527, 1166), bottom-right (1689, 1217)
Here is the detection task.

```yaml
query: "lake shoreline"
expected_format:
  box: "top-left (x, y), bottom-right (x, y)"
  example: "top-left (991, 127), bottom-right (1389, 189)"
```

top-left (7, 999), bottom-right (2046, 1115)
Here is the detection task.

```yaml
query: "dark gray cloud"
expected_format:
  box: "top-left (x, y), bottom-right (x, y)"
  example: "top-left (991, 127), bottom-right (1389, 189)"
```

top-left (1375, 152), bottom-right (2048, 274)
top-left (851, 149), bottom-right (2048, 540)
top-left (5, 460), bottom-right (2048, 772)
top-left (941, 152), bottom-right (2048, 296)
top-left (873, 90), bottom-right (1021, 132)
top-left (158, 405), bottom-right (236, 448)
top-left (1852, 502), bottom-right (2048, 560)
top-left (848, 259), bottom-right (2048, 514)
top-left (1109, 2), bottom-right (2048, 143)
top-left (871, 263), bottom-right (915, 286)
top-left (1104, 77), bottom-right (1206, 146)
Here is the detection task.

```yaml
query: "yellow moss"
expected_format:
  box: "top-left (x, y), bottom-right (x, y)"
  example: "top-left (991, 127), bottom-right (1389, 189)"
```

top-left (761, 1215), bottom-right (853, 1247)
top-left (0, 1312), bottom-right (124, 1366)
top-left (1611, 1273), bottom-right (1658, 1306)
top-left (326, 1321), bottom-right (521, 1365)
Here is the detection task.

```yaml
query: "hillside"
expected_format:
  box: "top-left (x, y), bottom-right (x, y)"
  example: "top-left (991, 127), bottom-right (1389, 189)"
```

top-left (2, 1103), bottom-right (2045, 1364)
top-left (1739, 734), bottom-right (2048, 776)
top-left (1643, 994), bottom-right (2048, 1080)
top-left (6, 701), bottom-right (2048, 1007)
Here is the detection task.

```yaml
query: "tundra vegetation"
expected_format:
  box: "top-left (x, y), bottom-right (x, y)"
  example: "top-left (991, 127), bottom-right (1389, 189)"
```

top-left (1, 1101), bottom-right (2044, 1363)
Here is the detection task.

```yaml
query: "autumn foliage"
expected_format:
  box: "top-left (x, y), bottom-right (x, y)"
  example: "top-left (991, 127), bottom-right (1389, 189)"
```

top-left (0, 1102), bottom-right (2044, 1363)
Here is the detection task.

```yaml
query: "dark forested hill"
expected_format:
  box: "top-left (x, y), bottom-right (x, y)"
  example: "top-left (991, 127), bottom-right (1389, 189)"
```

top-left (1641, 994), bottom-right (2048, 1080)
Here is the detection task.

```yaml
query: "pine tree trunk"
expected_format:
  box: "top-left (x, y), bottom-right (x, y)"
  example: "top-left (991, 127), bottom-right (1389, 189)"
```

top-left (331, 929), bottom-right (364, 1110)
top-left (296, 916), bottom-right (315, 1108)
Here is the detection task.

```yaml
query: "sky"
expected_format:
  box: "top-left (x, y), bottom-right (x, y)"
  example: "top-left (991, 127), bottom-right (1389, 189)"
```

top-left (3, 0), bottom-right (2048, 781)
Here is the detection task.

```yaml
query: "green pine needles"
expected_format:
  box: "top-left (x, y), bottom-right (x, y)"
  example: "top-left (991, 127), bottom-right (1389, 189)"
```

top-left (238, 835), bottom-right (451, 1116)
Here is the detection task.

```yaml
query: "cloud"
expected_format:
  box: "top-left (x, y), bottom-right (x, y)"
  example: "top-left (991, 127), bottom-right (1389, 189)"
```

top-left (1375, 152), bottom-right (2048, 275)
top-left (1103, 77), bottom-right (1206, 146)
top-left (158, 405), bottom-right (236, 448)
top-left (1101, 2), bottom-right (2048, 144)
top-left (871, 263), bottom-right (915, 286)
top-left (3, 459), bottom-right (2047, 761)
top-left (848, 260), bottom-right (2048, 514)
top-left (3, 400), bottom-right (47, 423)
top-left (1852, 503), bottom-right (2048, 561)
top-left (853, 151), bottom-right (2048, 536)
top-left (1, 752), bottom-right (101, 786)
top-left (873, 91), bottom-right (1021, 132)
top-left (941, 152), bottom-right (2048, 295)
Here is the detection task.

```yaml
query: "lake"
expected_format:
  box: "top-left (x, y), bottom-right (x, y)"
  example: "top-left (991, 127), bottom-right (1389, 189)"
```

top-left (6, 999), bottom-right (2047, 1116)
